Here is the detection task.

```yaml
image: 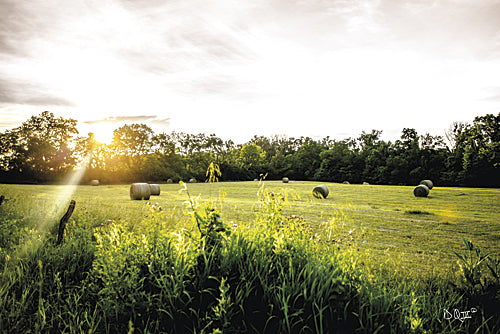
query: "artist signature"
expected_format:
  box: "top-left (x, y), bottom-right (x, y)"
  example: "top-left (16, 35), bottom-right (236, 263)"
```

top-left (443, 308), bottom-right (477, 323)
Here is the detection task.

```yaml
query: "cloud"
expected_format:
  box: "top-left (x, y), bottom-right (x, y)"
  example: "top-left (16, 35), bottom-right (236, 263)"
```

top-left (0, 1), bottom-right (91, 57)
top-left (84, 115), bottom-right (158, 124)
top-left (377, 0), bottom-right (500, 59)
top-left (482, 94), bottom-right (500, 102)
top-left (150, 117), bottom-right (171, 127)
top-left (0, 77), bottom-right (74, 107)
top-left (0, 119), bottom-right (22, 129)
top-left (2, 0), bottom-right (500, 143)
top-left (84, 115), bottom-right (171, 128)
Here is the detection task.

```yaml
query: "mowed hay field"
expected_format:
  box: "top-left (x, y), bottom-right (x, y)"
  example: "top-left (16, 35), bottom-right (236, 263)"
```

top-left (1, 180), bottom-right (499, 277)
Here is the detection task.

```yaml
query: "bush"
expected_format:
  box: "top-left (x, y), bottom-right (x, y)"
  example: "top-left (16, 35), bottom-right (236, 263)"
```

top-left (0, 181), bottom-right (499, 333)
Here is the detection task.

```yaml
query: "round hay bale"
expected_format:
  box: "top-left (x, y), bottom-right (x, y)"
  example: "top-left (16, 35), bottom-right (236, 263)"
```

top-left (363, 182), bottom-right (370, 185)
top-left (413, 184), bottom-right (430, 197)
top-left (90, 179), bottom-right (99, 186)
top-left (282, 177), bottom-right (289, 183)
top-left (130, 183), bottom-right (151, 200)
top-left (166, 178), bottom-right (173, 184)
top-left (189, 178), bottom-right (197, 183)
top-left (253, 178), bottom-right (259, 181)
top-left (149, 184), bottom-right (161, 196)
top-left (419, 179), bottom-right (433, 190)
top-left (312, 184), bottom-right (329, 199)
top-left (342, 181), bottom-right (350, 184)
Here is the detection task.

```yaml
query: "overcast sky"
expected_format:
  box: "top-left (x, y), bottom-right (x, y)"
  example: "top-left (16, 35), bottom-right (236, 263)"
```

top-left (1, 0), bottom-right (500, 143)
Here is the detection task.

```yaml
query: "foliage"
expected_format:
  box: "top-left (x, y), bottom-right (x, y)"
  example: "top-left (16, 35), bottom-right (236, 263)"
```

top-left (457, 114), bottom-right (500, 187)
top-left (2, 111), bottom-right (500, 187)
top-left (453, 237), bottom-right (500, 292)
top-left (0, 111), bottom-right (78, 182)
top-left (0, 181), bottom-right (499, 333)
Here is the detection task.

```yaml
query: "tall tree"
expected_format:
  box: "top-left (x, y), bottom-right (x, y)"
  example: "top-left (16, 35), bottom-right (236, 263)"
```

top-left (109, 124), bottom-right (153, 181)
top-left (289, 138), bottom-right (327, 180)
top-left (459, 113), bottom-right (500, 187)
top-left (390, 128), bottom-right (421, 185)
top-left (315, 139), bottom-right (358, 182)
top-left (357, 130), bottom-right (390, 184)
top-left (0, 111), bottom-right (78, 182)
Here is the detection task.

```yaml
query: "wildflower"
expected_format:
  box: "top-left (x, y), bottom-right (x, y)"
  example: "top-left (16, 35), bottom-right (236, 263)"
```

top-left (5, 255), bottom-right (10, 262)
top-left (349, 230), bottom-right (353, 235)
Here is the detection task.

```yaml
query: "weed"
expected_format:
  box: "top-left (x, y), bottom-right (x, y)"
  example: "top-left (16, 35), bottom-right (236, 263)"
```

top-left (453, 237), bottom-right (494, 292)
top-left (0, 180), bottom-right (499, 333)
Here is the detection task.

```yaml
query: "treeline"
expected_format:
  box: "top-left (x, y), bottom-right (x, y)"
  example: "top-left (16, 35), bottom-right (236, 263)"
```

top-left (1, 111), bottom-right (499, 187)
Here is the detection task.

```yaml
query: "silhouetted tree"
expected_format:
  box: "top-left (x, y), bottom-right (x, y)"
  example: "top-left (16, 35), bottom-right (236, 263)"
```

top-left (0, 111), bottom-right (78, 182)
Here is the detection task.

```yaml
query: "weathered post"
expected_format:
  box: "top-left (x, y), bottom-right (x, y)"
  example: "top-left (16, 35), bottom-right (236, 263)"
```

top-left (56, 200), bottom-right (76, 246)
top-left (0, 195), bottom-right (4, 206)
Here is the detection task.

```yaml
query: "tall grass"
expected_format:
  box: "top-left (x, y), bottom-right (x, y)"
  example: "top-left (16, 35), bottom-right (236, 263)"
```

top-left (0, 178), bottom-right (498, 333)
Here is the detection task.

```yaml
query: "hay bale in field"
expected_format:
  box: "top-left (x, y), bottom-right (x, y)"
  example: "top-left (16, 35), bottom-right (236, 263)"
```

top-left (149, 184), bottom-right (161, 196)
top-left (312, 184), bottom-right (329, 199)
top-left (189, 178), bottom-right (197, 183)
top-left (419, 179), bottom-right (433, 190)
top-left (253, 178), bottom-right (259, 181)
top-left (342, 181), bottom-right (350, 184)
top-left (413, 184), bottom-right (430, 197)
top-left (363, 182), bottom-right (370, 185)
top-left (130, 183), bottom-right (151, 200)
top-left (90, 180), bottom-right (99, 186)
top-left (282, 177), bottom-right (289, 183)
top-left (166, 178), bottom-right (173, 184)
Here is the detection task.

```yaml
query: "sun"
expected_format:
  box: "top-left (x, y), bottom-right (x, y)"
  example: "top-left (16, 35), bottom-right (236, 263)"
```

top-left (91, 123), bottom-right (115, 144)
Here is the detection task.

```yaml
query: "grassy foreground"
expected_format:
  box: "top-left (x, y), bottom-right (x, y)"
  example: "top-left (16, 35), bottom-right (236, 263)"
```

top-left (0, 181), bottom-right (499, 333)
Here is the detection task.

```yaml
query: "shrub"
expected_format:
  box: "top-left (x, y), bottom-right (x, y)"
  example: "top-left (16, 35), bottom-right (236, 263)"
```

top-left (0, 179), bottom-right (499, 333)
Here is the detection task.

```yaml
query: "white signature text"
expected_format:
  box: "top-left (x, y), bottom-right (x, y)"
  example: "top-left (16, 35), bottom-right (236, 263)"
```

top-left (443, 308), bottom-right (477, 323)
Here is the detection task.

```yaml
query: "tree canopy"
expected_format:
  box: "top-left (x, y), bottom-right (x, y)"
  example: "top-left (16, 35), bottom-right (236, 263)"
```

top-left (1, 111), bottom-right (499, 187)
top-left (0, 111), bottom-right (78, 182)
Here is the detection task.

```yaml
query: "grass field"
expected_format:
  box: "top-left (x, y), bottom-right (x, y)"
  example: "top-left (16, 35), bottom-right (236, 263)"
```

top-left (2, 180), bottom-right (498, 276)
top-left (0, 181), bottom-right (499, 333)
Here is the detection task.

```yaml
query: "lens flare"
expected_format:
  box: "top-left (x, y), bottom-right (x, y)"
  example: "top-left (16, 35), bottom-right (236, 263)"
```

top-left (8, 158), bottom-right (89, 263)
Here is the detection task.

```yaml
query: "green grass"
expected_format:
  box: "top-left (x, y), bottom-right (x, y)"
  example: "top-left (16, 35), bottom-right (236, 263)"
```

top-left (2, 181), bottom-right (498, 276)
top-left (0, 181), bottom-right (499, 333)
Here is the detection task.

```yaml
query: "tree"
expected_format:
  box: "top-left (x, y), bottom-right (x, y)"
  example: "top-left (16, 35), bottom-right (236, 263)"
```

top-left (315, 139), bottom-right (358, 182)
top-left (390, 128), bottom-right (421, 185)
top-left (458, 113), bottom-right (500, 187)
top-left (221, 143), bottom-right (266, 180)
top-left (0, 111), bottom-right (78, 182)
top-left (358, 130), bottom-right (383, 150)
top-left (357, 131), bottom-right (390, 184)
top-left (288, 138), bottom-right (327, 180)
top-left (445, 121), bottom-right (468, 151)
top-left (111, 124), bottom-right (153, 159)
top-left (418, 133), bottom-right (448, 185)
top-left (108, 124), bottom-right (153, 181)
top-left (237, 144), bottom-right (265, 169)
top-left (74, 133), bottom-right (114, 183)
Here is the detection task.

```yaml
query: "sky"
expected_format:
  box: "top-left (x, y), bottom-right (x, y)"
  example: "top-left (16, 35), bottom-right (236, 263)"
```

top-left (1, 0), bottom-right (500, 144)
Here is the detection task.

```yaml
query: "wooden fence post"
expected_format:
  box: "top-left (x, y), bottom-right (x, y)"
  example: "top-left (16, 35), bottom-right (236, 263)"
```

top-left (0, 195), bottom-right (4, 206)
top-left (56, 200), bottom-right (76, 246)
